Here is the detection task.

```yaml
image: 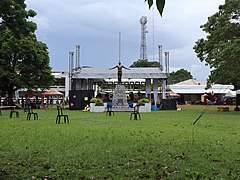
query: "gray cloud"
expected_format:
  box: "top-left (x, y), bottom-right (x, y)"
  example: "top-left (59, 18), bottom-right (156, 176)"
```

top-left (25, 0), bottom-right (224, 81)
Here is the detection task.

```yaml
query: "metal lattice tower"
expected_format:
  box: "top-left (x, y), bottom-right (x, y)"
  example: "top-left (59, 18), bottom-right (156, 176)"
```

top-left (139, 16), bottom-right (148, 60)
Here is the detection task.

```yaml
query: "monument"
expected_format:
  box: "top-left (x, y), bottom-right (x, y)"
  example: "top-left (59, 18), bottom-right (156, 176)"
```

top-left (109, 62), bottom-right (131, 111)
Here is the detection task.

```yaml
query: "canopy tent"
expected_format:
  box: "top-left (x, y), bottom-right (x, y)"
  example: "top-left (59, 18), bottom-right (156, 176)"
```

top-left (24, 91), bottom-right (43, 109)
top-left (224, 90), bottom-right (236, 98)
top-left (23, 89), bottom-right (64, 109)
top-left (169, 79), bottom-right (234, 94)
top-left (42, 89), bottom-right (64, 107)
top-left (42, 89), bottom-right (64, 96)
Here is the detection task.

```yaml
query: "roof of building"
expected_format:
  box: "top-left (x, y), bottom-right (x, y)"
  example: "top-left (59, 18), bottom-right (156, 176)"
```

top-left (173, 79), bottom-right (206, 85)
top-left (72, 67), bottom-right (167, 80)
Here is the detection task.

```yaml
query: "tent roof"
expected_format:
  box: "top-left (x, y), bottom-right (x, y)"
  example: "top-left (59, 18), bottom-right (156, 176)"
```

top-left (169, 79), bottom-right (234, 94)
top-left (72, 67), bottom-right (167, 79)
top-left (224, 90), bottom-right (236, 97)
top-left (42, 89), bottom-right (64, 96)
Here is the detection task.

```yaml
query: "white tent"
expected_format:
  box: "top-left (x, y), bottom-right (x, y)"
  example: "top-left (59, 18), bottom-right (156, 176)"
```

top-left (169, 79), bottom-right (234, 94)
top-left (224, 90), bottom-right (236, 97)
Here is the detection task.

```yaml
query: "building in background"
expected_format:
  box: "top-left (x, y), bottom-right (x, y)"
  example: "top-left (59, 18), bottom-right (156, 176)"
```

top-left (169, 79), bottom-right (234, 104)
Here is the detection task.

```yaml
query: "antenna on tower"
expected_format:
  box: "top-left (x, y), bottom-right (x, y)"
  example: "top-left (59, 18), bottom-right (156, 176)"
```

top-left (139, 16), bottom-right (148, 60)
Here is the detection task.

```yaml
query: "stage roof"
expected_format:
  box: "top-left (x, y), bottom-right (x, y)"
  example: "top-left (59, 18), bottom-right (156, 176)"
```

top-left (72, 67), bottom-right (167, 80)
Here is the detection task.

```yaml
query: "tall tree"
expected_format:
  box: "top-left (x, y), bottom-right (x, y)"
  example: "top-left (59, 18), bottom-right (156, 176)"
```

top-left (193, 0), bottom-right (240, 89)
top-left (167, 69), bottom-right (193, 85)
top-left (0, 0), bottom-right (54, 105)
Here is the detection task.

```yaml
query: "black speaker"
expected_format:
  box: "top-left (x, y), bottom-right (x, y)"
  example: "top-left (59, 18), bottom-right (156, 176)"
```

top-left (162, 99), bottom-right (177, 110)
top-left (69, 90), bottom-right (94, 110)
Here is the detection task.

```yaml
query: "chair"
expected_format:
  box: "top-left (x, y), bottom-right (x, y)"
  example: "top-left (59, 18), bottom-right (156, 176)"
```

top-left (130, 104), bottom-right (141, 120)
top-left (9, 107), bottom-right (19, 118)
top-left (106, 104), bottom-right (114, 116)
top-left (27, 107), bottom-right (38, 120)
top-left (56, 106), bottom-right (69, 124)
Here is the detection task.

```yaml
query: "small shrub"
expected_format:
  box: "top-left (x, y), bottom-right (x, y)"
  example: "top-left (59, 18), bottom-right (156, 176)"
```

top-left (90, 98), bottom-right (98, 103)
top-left (90, 98), bottom-right (104, 106)
top-left (137, 98), bottom-right (150, 106)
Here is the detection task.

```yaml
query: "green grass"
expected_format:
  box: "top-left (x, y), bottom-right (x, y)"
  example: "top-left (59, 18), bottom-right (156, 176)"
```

top-left (0, 105), bottom-right (240, 179)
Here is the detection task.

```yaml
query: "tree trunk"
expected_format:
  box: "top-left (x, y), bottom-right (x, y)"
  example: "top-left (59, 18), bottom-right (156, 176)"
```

top-left (7, 90), bottom-right (14, 106)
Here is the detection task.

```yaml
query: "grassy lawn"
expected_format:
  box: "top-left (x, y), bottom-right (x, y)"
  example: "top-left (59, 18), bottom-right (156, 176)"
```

top-left (0, 105), bottom-right (239, 179)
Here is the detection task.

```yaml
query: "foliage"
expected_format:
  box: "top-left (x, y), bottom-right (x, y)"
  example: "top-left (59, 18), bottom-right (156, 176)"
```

top-left (139, 98), bottom-right (150, 103)
top-left (138, 98), bottom-right (150, 103)
top-left (137, 98), bottom-right (150, 106)
top-left (168, 69), bottom-right (193, 85)
top-left (0, 106), bottom-right (239, 179)
top-left (0, 0), bottom-right (54, 104)
top-left (90, 98), bottom-right (104, 106)
top-left (130, 59), bottom-right (160, 68)
top-left (146, 0), bottom-right (165, 16)
top-left (193, 0), bottom-right (240, 89)
top-left (90, 98), bottom-right (99, 103)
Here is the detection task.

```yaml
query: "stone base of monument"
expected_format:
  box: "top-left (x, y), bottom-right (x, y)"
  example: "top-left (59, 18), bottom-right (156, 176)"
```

top-left (112, 84), bottom-right (131, 112)
top-left (112, 107), bottom-right (132, 112)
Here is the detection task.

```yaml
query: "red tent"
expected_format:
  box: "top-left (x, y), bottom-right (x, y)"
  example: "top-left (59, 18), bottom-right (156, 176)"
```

top-left (42, 89), bottom-right (64, 106)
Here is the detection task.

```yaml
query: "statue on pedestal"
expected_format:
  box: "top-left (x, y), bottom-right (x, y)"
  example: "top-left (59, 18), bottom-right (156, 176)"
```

top-left (109, 62), bottom-right (130, 111)
top-left (109, 62), bottom-right (130, 84)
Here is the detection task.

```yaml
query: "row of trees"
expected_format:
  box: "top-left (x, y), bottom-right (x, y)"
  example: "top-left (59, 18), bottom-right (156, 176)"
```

top-left (0, 0), bottom-right (54, 105)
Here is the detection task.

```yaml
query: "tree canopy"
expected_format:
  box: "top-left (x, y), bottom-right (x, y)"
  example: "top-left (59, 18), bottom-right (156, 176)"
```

top-left (0, 0), bottom-right (54, 104)
top-left (194, 0), bottom-right (240, 89)
top-left (167, 69), bottom-right (193, 85)
top-left (130, 60), bottom-right (192, 85)
top-left (130, 59), bottom-right (160, 68)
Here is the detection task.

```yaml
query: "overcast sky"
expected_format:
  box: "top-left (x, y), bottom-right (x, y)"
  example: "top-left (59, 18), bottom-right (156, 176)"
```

top-left (25, 0), bottom-right (225, 81)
